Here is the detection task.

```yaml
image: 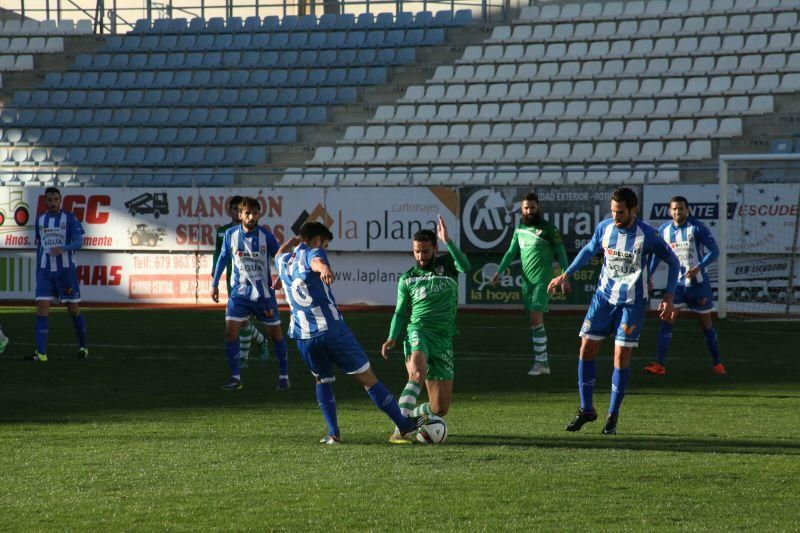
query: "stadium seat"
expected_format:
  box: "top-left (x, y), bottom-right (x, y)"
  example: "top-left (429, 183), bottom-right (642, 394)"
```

top-left (355, 13), bottom-right (374, 29)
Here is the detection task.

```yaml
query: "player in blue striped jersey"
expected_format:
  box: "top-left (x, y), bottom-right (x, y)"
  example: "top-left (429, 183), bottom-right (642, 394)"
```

top-left (549, 188), bottom-right (680, 435)
top-left (275, 222), bottom-right (426, 444)
top-left (28, 187), bottom-right (88, 362)
top-left (645, 196), bottom-right (726, 376)
top-left (211, 197), bottom-right (289, 391)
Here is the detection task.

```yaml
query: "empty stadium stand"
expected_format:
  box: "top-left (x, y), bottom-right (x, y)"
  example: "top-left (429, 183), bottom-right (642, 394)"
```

top-left (3, 0), bottom-right (800, 187)
top-left (0, 10), bottom-right (476, 186)
top-left (286, 0), bottom-right (800, 185)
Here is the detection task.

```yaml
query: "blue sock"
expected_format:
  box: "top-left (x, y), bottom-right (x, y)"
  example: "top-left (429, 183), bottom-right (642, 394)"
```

top-left (656, 322), bottom-right (673, 365)
top-left (35, 316), bottom-right (48, 354)
top-left (274, 338), bottom-right (289, 377)
top-left (225, 340), bottom-right (240, 377)
top-left (609, 367), bottom-right (631, 415)
top-left (578, 359), bottom-right (596, 412)
top-left (315, 382), bottom-right (339, 437)
top-left (703, 326), bottom-right (720, 364)
top-left (71, 313), bottom-right (87, 349)
top-left (367, 381), bottom-right (413, 432)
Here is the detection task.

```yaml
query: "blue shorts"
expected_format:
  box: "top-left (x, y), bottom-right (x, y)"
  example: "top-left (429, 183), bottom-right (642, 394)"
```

top-left (35, 268), bottom-right (81, 303)
top-left (226, 296), bottom-right (280, 326)
top-left (674, 282), bottom-right (715, 313)
top-left (580, 292), bottom-right (646, 347)
top-left (295, 322), bottom-right (371, 383)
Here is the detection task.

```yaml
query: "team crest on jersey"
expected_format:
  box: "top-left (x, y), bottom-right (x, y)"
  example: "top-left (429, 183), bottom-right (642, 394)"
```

top-left (410, 331), bottom-right (420, 347)
top-left (260, 246), bottom-right (267, 254)
top-left (236, 251), bottom-right (244, 257)
top-left (435, 265), bottom-right (444, 275)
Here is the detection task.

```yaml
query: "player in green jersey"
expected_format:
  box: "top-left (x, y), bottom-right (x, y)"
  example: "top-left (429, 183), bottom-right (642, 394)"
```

top-left (381, 215), bottom-right (470, 443)
top-left (490, 192), bottom-right (569, 377)
top-left (212, 196), bottom-right (269, 370)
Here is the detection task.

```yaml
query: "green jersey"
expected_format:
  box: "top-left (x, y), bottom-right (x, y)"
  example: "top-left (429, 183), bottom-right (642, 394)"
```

top-left (388, 241), bottom-right (470, 340)
top-left (496, 221), bottom-right (569, 286)
top-left (212, 221), bottom-right (238, 293)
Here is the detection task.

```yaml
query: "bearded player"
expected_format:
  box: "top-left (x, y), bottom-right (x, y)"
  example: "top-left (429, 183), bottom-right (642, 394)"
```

top-left (381, 215), bottom-right (470, 444)
top-left (490, 191), bottom-right (569, 376)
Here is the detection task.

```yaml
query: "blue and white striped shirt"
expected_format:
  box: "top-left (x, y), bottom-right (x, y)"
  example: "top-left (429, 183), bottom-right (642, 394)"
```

top-left (652, 217), bottom-right (719, 288)
top-left (212, 225), bottom-right (279, 301)
top-left (275, 243), bottom-right (342, 339)
top-left (35, 211), bottom-right (84, 273)
top-left (567, 218), bottom-right (679, 305)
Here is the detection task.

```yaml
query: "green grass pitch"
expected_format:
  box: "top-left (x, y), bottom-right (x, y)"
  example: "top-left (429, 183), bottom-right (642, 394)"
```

top-left (1, 306), bottom-right (798, 530)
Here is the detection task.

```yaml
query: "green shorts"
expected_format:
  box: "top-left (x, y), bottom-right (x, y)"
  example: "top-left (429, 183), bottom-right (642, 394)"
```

top-left (403, 326), bottom-right (454, 381)
top-left (522, 282), bottom-right (550, 313)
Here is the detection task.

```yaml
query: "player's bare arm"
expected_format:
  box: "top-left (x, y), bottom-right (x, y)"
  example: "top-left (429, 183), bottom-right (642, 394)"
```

top-left (685, 266), bottom-right (700, 279)
top-left (658, 292), bottom-right (677, 321)
top-left (311, 258), bottom-right (334, 285)
top-left (276, 236), bottom-right (302, 256)
top-left (436, 214), bottom-right (449, 244)
top-left (548, 273), bottom-right (572, 295)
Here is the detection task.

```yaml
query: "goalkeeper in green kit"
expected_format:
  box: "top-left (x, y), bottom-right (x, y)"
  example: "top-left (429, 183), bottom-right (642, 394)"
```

top-left (490, 192), bottom-right (569, 376)
top-left (381, 215), bottom-right (470, 444)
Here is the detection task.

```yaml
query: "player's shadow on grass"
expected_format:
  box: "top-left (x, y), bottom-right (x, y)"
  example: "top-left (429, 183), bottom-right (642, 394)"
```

top-left (454, 434), bottom-right (800, 456)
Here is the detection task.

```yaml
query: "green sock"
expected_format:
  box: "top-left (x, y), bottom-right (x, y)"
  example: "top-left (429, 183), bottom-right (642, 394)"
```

top-left (398, 380), bottom-right (421, 417)
top-left (532, 324), bottom-right (548, 364)
top-left (411, 402), bottom-right (433, 417)
top-left (239, 322), bottom-right (253, 359)
top-left (250, 322), bottom-right (265, 345)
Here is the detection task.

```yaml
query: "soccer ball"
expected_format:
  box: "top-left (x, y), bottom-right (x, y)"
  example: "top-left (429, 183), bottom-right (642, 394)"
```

top-left (416, 415), bottom-right (448, 444)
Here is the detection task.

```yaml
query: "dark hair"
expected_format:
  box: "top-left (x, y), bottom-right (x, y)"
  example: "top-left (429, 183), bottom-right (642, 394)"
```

top-left (412, 229), bottom-right (437, 246)
top-left (669, 196), bottom-right (689, 208)
top-left (238, 197), bottom-right (261, 212)
top-left (611, 187), bottom-right (638, 209)
top-left (299, 221), bottom-right (334, 242)
top-left (521, 191), bottom-right (539, 203)
top-left (228, 195), bottom-right (243, 209)
top-left (44, 187), bottom-right (61, 197)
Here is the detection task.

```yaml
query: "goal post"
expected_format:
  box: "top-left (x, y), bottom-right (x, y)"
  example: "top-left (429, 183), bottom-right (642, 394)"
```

top-left (718, 153), bottom-right (800, 319)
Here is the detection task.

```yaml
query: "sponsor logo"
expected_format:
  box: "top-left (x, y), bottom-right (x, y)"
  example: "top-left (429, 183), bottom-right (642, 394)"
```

top-left (461, 190), bottom-right (515, 250)
top-left (606, 248), bottom-right (634, 259)
top-left (410, 331), bottom-right (420, 347)
top-left (649, 202), bottom-right (736, 220)
top-left (0, 190), bottom-right (30, 230)
top-left (124, 192), bottom-right (169, 218)
top-left (128, 223), bottom-right (166, 247)
top-left (36, 194), bottom-right (111, 224)
top-left (292, 204), bottom-right (334, 235)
